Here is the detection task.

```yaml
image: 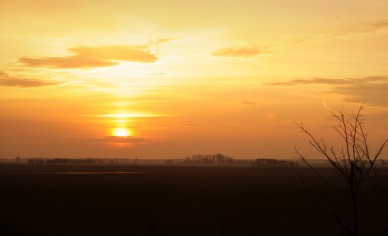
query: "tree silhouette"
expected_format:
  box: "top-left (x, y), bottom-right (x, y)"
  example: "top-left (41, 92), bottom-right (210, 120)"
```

top-left (296, 106), bottom-right (387, 236)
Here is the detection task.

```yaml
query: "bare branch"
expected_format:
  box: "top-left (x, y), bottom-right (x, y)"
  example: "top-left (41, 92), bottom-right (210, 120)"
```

top-left (296, 106), bottom-right (386, 236)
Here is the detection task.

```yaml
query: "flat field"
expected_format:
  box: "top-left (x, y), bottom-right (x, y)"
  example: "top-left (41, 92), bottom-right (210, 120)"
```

top-left (0, 165), bottom-right (387, 235)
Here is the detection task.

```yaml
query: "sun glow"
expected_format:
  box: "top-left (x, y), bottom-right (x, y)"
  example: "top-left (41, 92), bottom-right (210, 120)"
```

top-left (113, 128), bottom-right (131, 137)
top-left (102, 113), bottom-right (159, 118)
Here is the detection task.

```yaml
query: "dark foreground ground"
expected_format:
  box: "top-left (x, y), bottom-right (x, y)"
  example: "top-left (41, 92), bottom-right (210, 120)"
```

top-left (0, 165), bottom-right (387, 235)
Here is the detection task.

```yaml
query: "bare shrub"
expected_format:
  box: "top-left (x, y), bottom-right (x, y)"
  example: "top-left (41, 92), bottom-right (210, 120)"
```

top-left (296, 106), bottom-right (388, 236)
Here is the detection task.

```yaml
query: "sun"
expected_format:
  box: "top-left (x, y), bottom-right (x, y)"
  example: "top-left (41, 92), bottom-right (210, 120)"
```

top-left (112, 127), bottom-right (131, 137)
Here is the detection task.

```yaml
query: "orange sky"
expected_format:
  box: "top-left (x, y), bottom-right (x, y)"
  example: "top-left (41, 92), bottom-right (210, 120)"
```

top-left (1, 0), bottom-right (388, 159)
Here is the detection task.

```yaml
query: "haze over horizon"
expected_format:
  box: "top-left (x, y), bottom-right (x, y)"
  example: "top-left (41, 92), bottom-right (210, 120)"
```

top-left (1, 0), bottom-right (388, 159)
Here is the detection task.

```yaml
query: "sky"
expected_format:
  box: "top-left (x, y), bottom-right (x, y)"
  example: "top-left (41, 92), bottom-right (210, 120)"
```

top-left (1, 0), bottom-right (388, 159)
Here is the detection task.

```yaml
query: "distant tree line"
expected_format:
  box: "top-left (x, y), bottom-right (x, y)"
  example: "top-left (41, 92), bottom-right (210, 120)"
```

top-left (184, 153), bottom-right (234, 163)
top-left (28, 158), bottom-right (103, 165)
top-left (24, 156), bottom-right (299, 168)
top-left (252, 158), bottom-right (299, 168)
top-left (26, 158), bottom-right (139, 165)
top-left (164, 154), bottom-right (299, 167)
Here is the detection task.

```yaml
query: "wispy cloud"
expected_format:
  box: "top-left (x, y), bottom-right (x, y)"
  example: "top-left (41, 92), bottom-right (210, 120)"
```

top-left (267, 78), bottom-right (353, 86)
top-left (342, 19), bottom-right (388, 35)
top-left (285, 19), bottom-right (388, 47)
top-left (0, 71), bottom-right (59, 87)
top-left (332, 78), bottom-right (388, 106)
top-left (240, 101), bottom-right (256, 105)
top-left (20, 45), bottom-right (158, 69)
top-left (267, 76), bottom-right (388, 106)
top-left (100, 136), bottom-right (150, 144)
top-left (267, 76), bottom-right (388, 86)
top-left (212, 44), bottom-right (269, 58)
top-left (150, 38), bottom-right (172, 45)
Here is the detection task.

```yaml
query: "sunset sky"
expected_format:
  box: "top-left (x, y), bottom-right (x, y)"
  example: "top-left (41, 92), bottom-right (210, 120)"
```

top-left (1, 0), bottom-right (388, 159)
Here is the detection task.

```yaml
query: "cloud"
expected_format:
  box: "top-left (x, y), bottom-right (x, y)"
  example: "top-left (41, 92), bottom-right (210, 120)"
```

top-left (266, 78), bottom-right (353, 86)
top-left (212, 44), bottom-right (269, 58)
top-left (267, 76), bottom-right (388, 106)
top-left (267, 76), bottom-right (388, 86)
top-left (150, 38), bottom-right (172, 45)
top-left (0, 71), bottom-right (59, 87)
top-left (100, 136), bottom-right (150, 144)
top-left (20, 45), bottom-right (158, 69)
top-left (285, 19), bottom-right (388, 47)
top-left (332, 78), bottom-right (388, 106)
top-left (342, 19), bottom-right (388, 35)
top-left (240, 101), bottom-right (256, 105)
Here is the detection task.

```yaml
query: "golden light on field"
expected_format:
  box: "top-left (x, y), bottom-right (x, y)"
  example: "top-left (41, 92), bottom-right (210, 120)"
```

top-left (112, 128), bottom-right (131, 137)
